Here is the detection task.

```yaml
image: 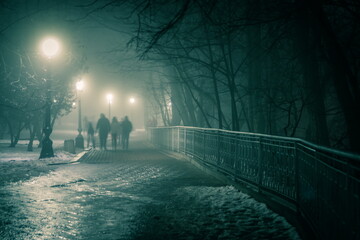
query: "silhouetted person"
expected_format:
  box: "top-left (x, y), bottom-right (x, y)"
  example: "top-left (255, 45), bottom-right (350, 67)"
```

top-left (117, 118), bottom-right (123, 146)
top-left (96, 113), bottom-right (110, 150)
top-left (110, 117), bottom-right (119, 150)
top-left (87, 122), bottom-right (96, 148)
top-left (121, 116), bottom-right (133, 150)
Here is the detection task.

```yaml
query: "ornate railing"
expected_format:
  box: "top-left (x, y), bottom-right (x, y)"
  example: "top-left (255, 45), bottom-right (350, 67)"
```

top-left (148, 126), bottom-right (360, 240)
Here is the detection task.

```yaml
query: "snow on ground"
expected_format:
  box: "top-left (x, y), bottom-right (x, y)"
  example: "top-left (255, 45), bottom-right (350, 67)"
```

top-left (0, 139), bottom-right (78, 186)
top-left (0, 133), bottom-right (301, 239)
top-left (170, 186), bottom-right (301, 239)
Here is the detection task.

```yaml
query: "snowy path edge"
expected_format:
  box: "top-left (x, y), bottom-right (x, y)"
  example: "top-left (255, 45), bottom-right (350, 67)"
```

top-left (147, 142), bottom-right (314, 240)
top-left (48, 149), bottom-right (90, 165)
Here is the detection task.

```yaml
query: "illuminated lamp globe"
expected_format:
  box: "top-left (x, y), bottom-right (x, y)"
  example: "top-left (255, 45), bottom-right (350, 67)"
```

top-left (76, 80), bottom-right (85, 91)
top-left (107, 93), bottom-right (113, 104)
top-left (41, 37), bottom-right (60, 59)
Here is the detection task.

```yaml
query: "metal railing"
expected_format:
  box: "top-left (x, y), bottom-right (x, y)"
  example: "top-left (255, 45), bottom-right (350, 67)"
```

top-left (148, 126), bottom-right (360, 240)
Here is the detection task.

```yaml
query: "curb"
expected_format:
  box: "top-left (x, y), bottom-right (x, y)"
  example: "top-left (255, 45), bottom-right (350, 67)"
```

top-left (48, 148), bottom-right (92, 166)
top-left (69, 149), bottom-right (90, 163)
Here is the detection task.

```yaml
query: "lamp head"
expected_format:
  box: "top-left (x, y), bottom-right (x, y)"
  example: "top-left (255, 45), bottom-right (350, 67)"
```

top-left (107, 93), bottom-right (113, 104)
top-left (76, 80), bottom-right (85, 91)
top-left (41, 37), bottom-right (60, 59)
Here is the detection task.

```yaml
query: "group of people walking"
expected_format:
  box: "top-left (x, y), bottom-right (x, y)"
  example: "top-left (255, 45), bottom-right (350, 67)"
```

top-left (87, 113), bottom-right (133, 150)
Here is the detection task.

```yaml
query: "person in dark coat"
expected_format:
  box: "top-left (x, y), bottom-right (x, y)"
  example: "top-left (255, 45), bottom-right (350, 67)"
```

top-left (121, 116), bottom-right (133, 150)
top-left (96, 113), bottom-right (110, 150)
top-left (87, 122), bottom-right (96, 148)
top-left (110, 117), bottom-right (119, 150)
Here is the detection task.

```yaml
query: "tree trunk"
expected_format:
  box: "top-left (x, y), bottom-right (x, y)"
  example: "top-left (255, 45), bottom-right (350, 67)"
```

top-left (27, 124), bottom-right (36, 151)
top-left (204, 22), bottom-right (223, 129)
top-left (247, 0), bottom-right (265, 133)
top-left (220, 35), bottom-right (239, 131)
top-left (308, 0), bottom-right (360, 152)
top-left (295, 1), bottom-right (330, 146)
top-left (6, 117), bottom-right (15, 147)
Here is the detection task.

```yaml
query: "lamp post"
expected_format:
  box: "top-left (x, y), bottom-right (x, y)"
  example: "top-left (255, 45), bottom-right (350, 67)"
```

top-left (39, 37), bottom-right (60, 159)
top-left (75, 80), bottom-right (85, 149)
top-left (107, 93), bottom-right (113, 119)
top-left (129, 97), bottom-right (135, 120)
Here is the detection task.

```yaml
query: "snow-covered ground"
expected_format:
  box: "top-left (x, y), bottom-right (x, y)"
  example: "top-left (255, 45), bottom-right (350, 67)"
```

top-left (0, 139), bottom-right (78, 186)
top-left (0, 134), bottom-right (301, 239)
top-left (0, 139), bottom-right (72, 161)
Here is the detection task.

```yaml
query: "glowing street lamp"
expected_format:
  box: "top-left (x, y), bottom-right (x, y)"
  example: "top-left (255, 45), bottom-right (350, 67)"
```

top-left (39, 37), bottom-right (61, 159)
top-left (41, 37), bottom-right (60, 59)
top-left (75, 79), bottom-right (85, 149)
top-left (128, 97), bottom-right (136, 121)
top-left (107, 93), bottom-right (113, 119)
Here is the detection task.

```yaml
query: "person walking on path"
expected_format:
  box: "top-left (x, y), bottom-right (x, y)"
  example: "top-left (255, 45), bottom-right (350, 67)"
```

top-left (87, 122), bottom-right (96, 148)
top-left (121, 116), bottom-right (133, 150)
top-left (110, 117), bottom-right (119, 150)
top-left (117, 118), bottom-right (123, 146)
top-left (96, 113), bottom-right (110, 150)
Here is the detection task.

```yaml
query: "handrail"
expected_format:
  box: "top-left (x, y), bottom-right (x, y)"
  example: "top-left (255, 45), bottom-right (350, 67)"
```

top-left (148, 126), bottom-right (360, 240)
top-left (151, 126), bottom-right (360, 161)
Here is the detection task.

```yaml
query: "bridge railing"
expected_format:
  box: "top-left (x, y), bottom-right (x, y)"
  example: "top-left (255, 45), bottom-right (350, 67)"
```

top-left (148, 126), bottom-right (360, 240)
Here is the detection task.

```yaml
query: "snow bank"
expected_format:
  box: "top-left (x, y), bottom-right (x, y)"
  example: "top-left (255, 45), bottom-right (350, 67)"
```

top-left (0, 140), bottom-right (79, 186)
top-left (171, 186), bottom-right (301, 239)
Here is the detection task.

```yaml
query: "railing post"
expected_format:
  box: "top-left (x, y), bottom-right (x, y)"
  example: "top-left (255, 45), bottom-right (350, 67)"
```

top-left (203, 130), bottom-right (206, 162)
top-left (217, 130), bottom-right (221, 166)
top-left (171, 127), bottom-right (174, 151)
top-left (234, 134), bottom-right (238, 180)
top-left (258, 136), bottom-right (263, 193)
top-left (184, 128), bottom-right (187, 154)
top-left (295, 141), bottom-right (300, 214)
top-left (177, 127), bottom-right (180, 152)
top-left (169, 128), bottom-right (171, 150)
top-left (192, 129), bottom-right (195, 157)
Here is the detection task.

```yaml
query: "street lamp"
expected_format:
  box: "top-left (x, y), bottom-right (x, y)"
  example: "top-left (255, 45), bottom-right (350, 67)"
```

top-left (39, 37), bottom-right (61, 159)
top-left (107, 93), bottom-right (113, 119)
top-left (75, 79), bottom-right (85, 149)
top-left (128, 97), bottom-right (136, 121)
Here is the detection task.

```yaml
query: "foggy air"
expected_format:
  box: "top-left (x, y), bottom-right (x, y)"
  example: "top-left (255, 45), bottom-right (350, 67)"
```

top-left (0, 1), bottom-right (359, 240)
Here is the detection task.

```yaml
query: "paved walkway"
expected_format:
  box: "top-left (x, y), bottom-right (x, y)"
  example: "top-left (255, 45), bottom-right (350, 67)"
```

top-left (0, 131), bottom-right (300, 239)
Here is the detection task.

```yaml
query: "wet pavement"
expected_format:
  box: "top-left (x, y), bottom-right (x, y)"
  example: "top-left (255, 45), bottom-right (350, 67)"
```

top-left (0, 131), bottom-right (300, 239)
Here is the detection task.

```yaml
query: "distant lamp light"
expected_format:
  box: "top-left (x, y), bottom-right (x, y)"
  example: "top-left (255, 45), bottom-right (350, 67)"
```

top-left (72, 102), bottom-right (76, 107)
top-left (107, 93), bottom-right (113, 104)
top-left (53, 99), bottom-right (57, 103)
top-left (76, 80), bottom-right (85, 91)
top-left (106, 93), bottom-right (113, 119)
top-left (41, 37), bottom-right (60, 59)
top-left (129, 97), bottom-right (135, 104)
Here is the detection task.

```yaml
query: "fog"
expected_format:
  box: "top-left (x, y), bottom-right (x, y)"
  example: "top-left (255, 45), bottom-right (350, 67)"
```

top-left (1, 0), bottom-right (360, 152)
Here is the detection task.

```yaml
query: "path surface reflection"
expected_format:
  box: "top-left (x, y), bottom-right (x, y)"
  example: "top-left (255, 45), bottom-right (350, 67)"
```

top-left (0, 134), bottom-right (300, 239)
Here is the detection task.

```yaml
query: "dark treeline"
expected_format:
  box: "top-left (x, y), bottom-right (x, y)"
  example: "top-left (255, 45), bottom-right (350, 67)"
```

top-left (128, 0), bottom-right (360, 153)
top-left (0, 0), bottom-right (359, 153)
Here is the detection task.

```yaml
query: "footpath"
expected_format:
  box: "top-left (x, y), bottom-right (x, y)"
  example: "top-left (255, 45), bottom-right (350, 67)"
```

top-left (0, 131), bottom-right (300, 240)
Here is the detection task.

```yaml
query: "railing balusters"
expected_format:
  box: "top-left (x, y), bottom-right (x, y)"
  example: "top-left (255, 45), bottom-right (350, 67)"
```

top-left (148, 126), bottom-right (360, 240)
